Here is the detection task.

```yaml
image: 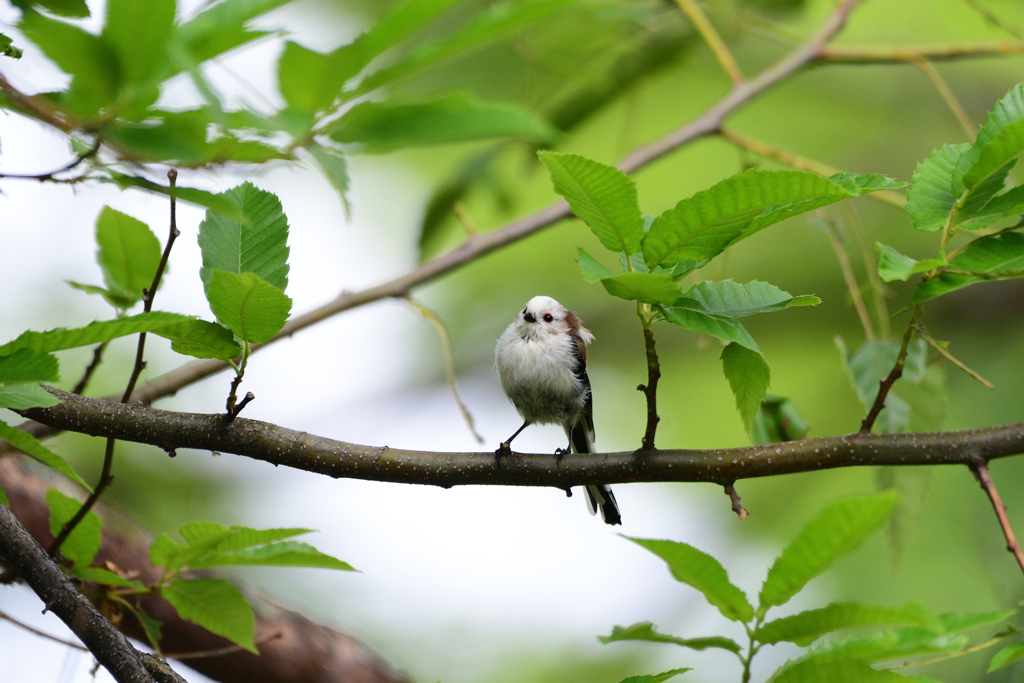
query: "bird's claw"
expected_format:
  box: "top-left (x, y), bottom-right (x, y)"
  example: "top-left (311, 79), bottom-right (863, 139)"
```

top-left (495, 442), bottom-right (514, 467)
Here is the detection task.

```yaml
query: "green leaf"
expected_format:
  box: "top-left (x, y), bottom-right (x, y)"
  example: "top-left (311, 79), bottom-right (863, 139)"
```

top-left (803, 628), bottom-right (966, 665)
top-left (155, 319), bottom-right (242, 362)
top-left (102, 173), bottom-right (246, 220)
top-left (627, 537), bottom-right (754, 622)
top-left (0, 383), bottom-right (63, 410)
top-left (135, 609), bottom-right (163, 650)
top-left (162, 578), bottom-right (256, 653)
top-left (539, 152), bottom-right (643, 255)
top-left (94, 206), bottom-right (162, 306)
top-left (0, 311), bottom-right (197, 356)
top-left (18, 9), bottom-right (119, 117)
top-left (759, 492), bottom-right (899, 610)
top-left (836, 338), bottom-right (927, 434)
top-left (657, 304), bottom-right (760, 352)
top-left (600, 273), bottom-right (680, 305)
top-left (46, 489), bottom-right (101, 570)
top-left (938, 609), bottom-right (1016, 634)
top-left (327, 93), bottom-right (556, 153)
top-left (600, 622), bottom-right (742, 654)
top-left (577, 248), bottom-right (616, 283)
top-left (0, 484), bottom-right (9, 507)
top-left (1, 32), bottom-right (23, 58)
top-left (73, 566), bottom-right (143, 589)
top-left (198, 182), bottom-right (290, 293)
top-left (989, 642), bottom-right (1024, 672)
top-left (772, 657), bottom-right (941, 683)
top-left (874, 243), bottom-right (946, 282)
top-left (678, 280), bottom-right (819, 318)
top-left (101, 0), bottom-right (175, 87)
top-left (207, 271), bottom-right (292, 345)
top-left (963, 84), bottom-right (1024, 189)
top-left (757, 602), bottom-right (933, 646)
top-left (178, 522), bottom-right (312, 552)
top-left (0, 420), bottom-right (89, 490)
top-left (15, 0), bottom-right (90, 18)
top-left (618, 669), bottom-right (692, 683)
top-left (752, 395), bottom-right (809, 445)
top-left (721, 343), bottom-right (770, 434)
top-left (187, 540), bottom-right (356, 571)
top-left (827, 173), bottom-right (907, 195)
top-left (307, 143), bottom-right (352, 216)
top-left (174, 0), bottom-right (293, 66)
top-left (351, 0), bottom-right (578, 97)
top-left (0, 349), bottom-right (60, 384)
top-left (906, 232), bottom-right (1024, 308)
top-left (642, 170), bottom-right (878, 269)
top-left (66, 281), bottom-right (136, 309)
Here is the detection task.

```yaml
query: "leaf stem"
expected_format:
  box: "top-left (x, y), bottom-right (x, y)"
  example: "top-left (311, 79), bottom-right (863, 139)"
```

top-left (674, 0), bottom-right (745, 85)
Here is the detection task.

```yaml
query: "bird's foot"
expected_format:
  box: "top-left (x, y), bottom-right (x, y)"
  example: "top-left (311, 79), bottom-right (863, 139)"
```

top-left (554, 447), bottom-right (570, 465)
top-left (495, 442), bottom-right (514, 467)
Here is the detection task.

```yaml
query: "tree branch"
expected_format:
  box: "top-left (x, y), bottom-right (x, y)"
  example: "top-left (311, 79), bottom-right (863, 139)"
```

top-left (16, 389), bottom-right (1024, 489)
top-left (0, 503), bottom-right (157, 683)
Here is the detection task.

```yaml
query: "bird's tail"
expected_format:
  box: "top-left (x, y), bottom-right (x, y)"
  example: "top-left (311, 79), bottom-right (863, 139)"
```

top-left (569, 423), bottom-right (622, 526)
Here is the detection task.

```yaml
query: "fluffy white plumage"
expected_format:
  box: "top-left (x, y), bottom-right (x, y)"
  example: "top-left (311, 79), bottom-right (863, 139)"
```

top-left (495, 296), bottom-right (621, 525)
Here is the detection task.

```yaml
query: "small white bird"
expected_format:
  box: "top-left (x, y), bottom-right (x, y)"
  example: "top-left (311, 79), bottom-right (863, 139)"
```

top-left (495, 295), bottom-right (621, 525)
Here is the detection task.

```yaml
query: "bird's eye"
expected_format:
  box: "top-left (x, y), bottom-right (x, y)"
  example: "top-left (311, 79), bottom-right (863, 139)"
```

top-left (543, 313), bottom-right (554, 322)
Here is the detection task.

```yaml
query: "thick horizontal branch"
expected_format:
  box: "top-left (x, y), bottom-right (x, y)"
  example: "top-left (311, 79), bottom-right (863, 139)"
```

top-left (18, 389), bottom-right (1024, 488)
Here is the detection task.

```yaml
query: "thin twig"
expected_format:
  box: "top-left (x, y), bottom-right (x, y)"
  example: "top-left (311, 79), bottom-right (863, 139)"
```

top-left (970, 461), bottom-right (1024, 575)
top-left (843, 203), bottom-right (892, 340)
top-left (821, 41), bottom-right (1024, 63)
top-left (821, 215), bottom-right (877, 342)
top-left (0, 138), bottom-right (101, 180)
top-left (637, 325), bottom-right (661, 452)
top-left (860, 306), bottom-right (923, 434)
top-left (0, 608), bottom-right (89, 651)
top-left (49, 170), bottom-right (181, 557)
top-left (71, 341), bottom-right (110, 396)
top-left (406, 297), bottom-right (484, 444)
top-left (674, 0), bottom-right (745, 84)
top-left (909, 57), bottom-right (975, 138)
top-left (723, 482), bottom-right (748, 520)
top-left (959, 0), bottom-right (1024, 40)
top-left (915, 325), bottom-right (994, 390)
top-left (166, 631), bottom-right (283, 661)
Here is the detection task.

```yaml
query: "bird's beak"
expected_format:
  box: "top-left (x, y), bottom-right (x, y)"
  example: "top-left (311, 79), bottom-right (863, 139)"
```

top-left (523, 312), bottom-right (536, 323)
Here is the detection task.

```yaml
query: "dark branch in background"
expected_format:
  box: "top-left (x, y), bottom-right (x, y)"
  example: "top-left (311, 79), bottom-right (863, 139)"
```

top-left (0, 138), bottom-right (101, 180)
top-left (637, 326), bottom-right (661, 451)
top-left (970, 461), bottom-right (1024, 574)
top-left (0, 504), bottom-right (156, 683)
top-left (18, 389), bottom-right (1024, 488)
top-left (1, 457), bottom-right (412, 683)
top-left (859, 306), bottom-right (924, 434)
top-left (72, 341), bottom-right (110, 396)
top-left (49, 170), bottom-right (181, 557)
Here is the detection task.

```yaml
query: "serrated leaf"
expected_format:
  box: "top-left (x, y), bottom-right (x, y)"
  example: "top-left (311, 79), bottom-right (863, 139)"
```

top-left (152, 523), bottom-right (317, 570)
top-left (187, 541), bottom-right (356, 571)
top-left (0, 420), bottom-right (89, 490)
top-left (827, 173), bottom-right (907, 195)
top-left (618, 669), bottom-right (692, 683)
top-left (721, 343), bottom-right (770, 434)
top-left (874, 243), bottom-right (946, 282)
top-left (539, 152), bottom-right (643, 255)
top-left (207, 271), bottom-right (292, 345)
top-left (963, 84), bottom-right (1024, 189)
top-left (757, 602), bottom-right (932, 646)
top-left (327, 93), bottom-right (555, 153)
top-left (601, 273), bottom-right (679, 304)
top-left (0, 349), bottom-right (59, 384)
top-left (906, 232), bottom-right (1024, 308)
top-left (103, 173), bottom-right (245, 220)
top-left (989, 642), bottom-right (1024, 672)
top-left (803, 628), bottom-right (966, 665)
top-left (0, 311), bottom-right (197, 356)
top-left (627, 537), bottom-right (753, 622)
top-left (198, 182), bottom-right (290, 293)
top-left (0, 383), bottom-right (63, 410)
top-left (155, 319), bottom-right (242, 362)
top-left (46, 489), bottom-right (101, 570)
top-left (680, 280), bottom-right (819, 318)
top-left (772, 657), bottom-right (941, 683)
top-left (162, 578), bottom-right (256, 653)
top-left (600, 622), bottom-right (741, 653)
top-left (658, 304), bottom-right (760, 352)
top-left (642, 170), bottom-right (874, 269)
top-left (95, 206), bottom-right (162, 306)
top-left (759, 492), bottom-right (899, 610)
top-left (307, 143), bottom-right (351, 216)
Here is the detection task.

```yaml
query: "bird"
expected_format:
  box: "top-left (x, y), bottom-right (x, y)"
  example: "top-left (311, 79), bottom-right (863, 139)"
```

top-left (494, 295), bottom-right (621, 525)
